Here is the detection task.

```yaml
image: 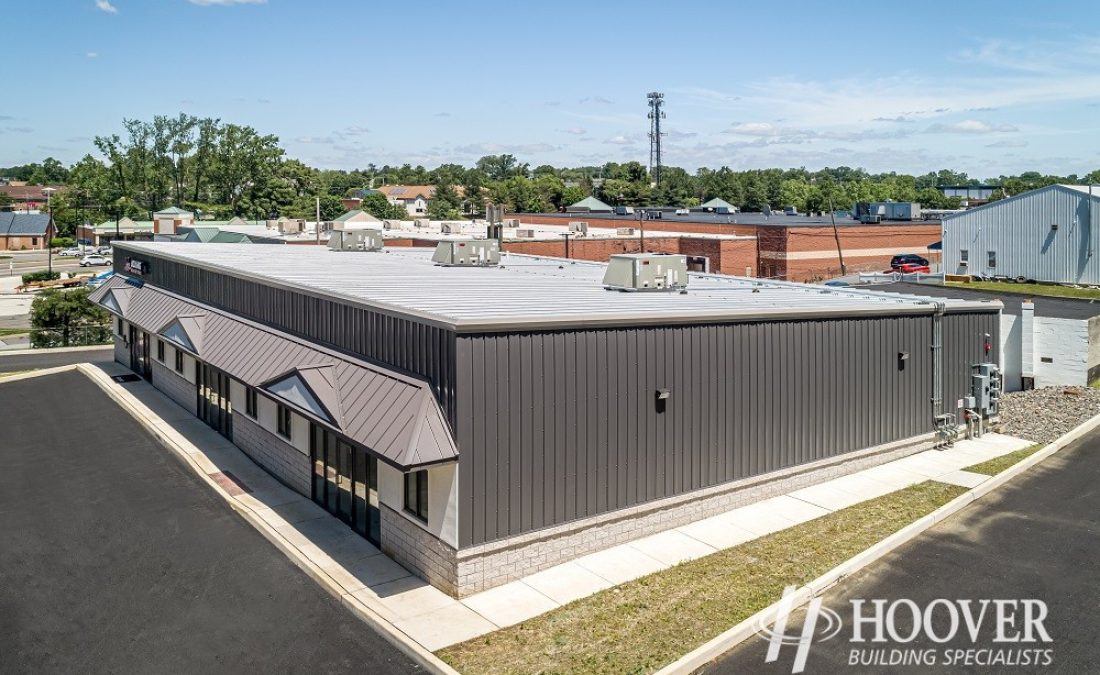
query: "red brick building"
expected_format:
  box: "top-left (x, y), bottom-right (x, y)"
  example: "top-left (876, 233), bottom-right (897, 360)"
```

top-left (513, 213), bottom-right (941, 281)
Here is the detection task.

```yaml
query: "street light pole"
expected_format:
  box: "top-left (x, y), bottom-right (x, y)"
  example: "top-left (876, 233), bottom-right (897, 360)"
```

top-left (43, 187), bottom-right (56, 275)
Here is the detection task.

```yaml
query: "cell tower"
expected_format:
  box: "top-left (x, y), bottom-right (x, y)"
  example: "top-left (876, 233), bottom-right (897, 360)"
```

top-left (647, 92), bottom-right (666, 186)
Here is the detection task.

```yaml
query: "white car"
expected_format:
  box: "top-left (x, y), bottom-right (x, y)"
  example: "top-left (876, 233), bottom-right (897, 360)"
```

top-left (58, 248), bottom-right (82, 257)
top-left (79, 254), bottom-right (112, 267)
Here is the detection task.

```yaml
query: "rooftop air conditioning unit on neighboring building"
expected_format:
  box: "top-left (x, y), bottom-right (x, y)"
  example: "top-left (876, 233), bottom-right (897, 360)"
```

top-left (616, 227), bottom-right (635, 236)
top-left (415, 218), bottom-right (430, 228)
top-left (568, 221), bottom-right (589, 234)
top-left (602, 253), bottom-right (688, 292)
top-left (329, 229), bottom-right (384, 252)
top-left (504, 218), bottom-right (522, 228)
top-left (515, 229), bottom-right (536, 238)
top-left (432, 239), bottom-right (500, 267)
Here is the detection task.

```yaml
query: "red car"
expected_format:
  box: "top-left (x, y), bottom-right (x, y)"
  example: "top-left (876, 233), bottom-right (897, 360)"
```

top-left (886, 254), bottom-right (931, 274)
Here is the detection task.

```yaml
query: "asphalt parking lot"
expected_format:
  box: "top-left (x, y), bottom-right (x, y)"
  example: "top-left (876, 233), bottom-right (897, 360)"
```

top-left (0, 370), bottom-right (421, 674)
top-left (709, 431), bottom-right (1100, 674)
top-left (0, 346), bottom-right (113, 372)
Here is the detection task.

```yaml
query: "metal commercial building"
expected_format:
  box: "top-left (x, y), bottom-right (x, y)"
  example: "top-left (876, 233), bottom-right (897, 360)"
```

top-left (943, 184), bottom-right (1100, 284)
top-left (94, 242), bottom-right (1000, 596)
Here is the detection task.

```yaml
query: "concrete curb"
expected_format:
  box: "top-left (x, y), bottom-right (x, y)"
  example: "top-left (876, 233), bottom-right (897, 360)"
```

top-left (73, 364), bottom-right (460, 675)
top-left (0, 364), bottom-right (78, 382)
top-left (656, 419), bottom-right (1100, 675)
top-left (0, 344), bottom-right (113, 357)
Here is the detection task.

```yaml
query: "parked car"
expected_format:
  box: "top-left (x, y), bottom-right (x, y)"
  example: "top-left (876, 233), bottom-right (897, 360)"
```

top-left (96, 245), bottom-right (112, 255)
top-left (888, 254), bottom-right (931, 274)
top-left (57, 248), bottom-right (82, 257)
top-left (675, 208), bottom-right (690, 216)
top-left (79, 254), bottom-right (112, 267)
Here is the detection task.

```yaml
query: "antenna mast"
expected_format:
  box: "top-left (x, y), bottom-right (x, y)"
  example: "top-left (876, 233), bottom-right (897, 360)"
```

top-left (647, 92), bottom-right (665, 186)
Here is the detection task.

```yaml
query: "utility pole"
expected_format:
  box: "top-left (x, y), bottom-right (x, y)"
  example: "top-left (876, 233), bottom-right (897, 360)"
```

top-left (828, 190), bottom-right (846, 276)
top-left (43, 187), bottom-right (56, 274)
top-left (647, 92), bottom-right (665, 187)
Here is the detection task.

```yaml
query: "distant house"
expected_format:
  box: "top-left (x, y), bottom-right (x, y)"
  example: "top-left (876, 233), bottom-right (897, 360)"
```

top-left (566, 196), bottom-right (613, 213)
top-left (0, 212), bottom-right (55, 250)
top-left (0, 182), bottom-right (65, 212)
top-left (374, 185), bottom-right (436, 216)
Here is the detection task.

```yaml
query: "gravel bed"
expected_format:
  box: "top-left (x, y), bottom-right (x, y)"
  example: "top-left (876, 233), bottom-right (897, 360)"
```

top-left (998, 386), bottom-right (1100, 443)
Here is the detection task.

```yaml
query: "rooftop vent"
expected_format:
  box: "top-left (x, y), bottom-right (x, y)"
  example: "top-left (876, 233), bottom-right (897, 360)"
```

top-left (329, 229), bottom-right (383, 252)
top-left (568, 221), bottom-right (589, 234)
top-left (616, 227), bottom-right (635, 236)
top-left (432, 239), bottom-right (501, 267)
top-left (515, 228), bottom-right (537, 239)
top-left (603, 253), bottom-right (688, 292)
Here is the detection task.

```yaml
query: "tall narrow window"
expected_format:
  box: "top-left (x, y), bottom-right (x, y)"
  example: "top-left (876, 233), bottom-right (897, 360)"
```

top-left (276, 404), bottom-right (292, 438)
top-left (987, 251), bottom-right (996, 268)
top-left (156, 339), bottom-right (165, 362)
top-left (174, 350), bottom-right (184, 373)
top-left (117, 317), bottom-right (124, 336)
top-left (960, 249), bottom-right (969, 263)
top-left (245, 388), bottom-right (257, 418)
top-left (404, 470), bottom-right (429, 522)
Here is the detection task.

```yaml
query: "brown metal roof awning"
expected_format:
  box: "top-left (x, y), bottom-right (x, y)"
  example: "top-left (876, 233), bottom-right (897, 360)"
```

top-left (89, 275), bottom-right (458, 470)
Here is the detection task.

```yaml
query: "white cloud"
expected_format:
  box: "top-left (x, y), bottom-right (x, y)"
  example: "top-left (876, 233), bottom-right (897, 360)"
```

top-left (725, 122), bottom-right (779, 136)
top-left (452, 142), bottom-right (558, 155)
top-left (188, 0), bottom-right (267, 5)
top-left (985, 139), bottom-right (1029, 148)
top-left (579, 96), bottom-right (614, 105)
top-left (926, 119), bottom-right (1018, 134)
top-left (86, 51), bottom-right (98, 58)
top-left (603, 135), bottom-right (633, 145)
top-left (95, 0), bottom-right (117, 14)
top-left (559, 127), bottom-right (586, 135)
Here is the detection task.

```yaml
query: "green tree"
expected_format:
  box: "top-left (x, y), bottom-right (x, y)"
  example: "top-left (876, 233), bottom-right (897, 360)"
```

top-left (30, 287), bottom-right (111, 348)
top-left (427, 181), bottom-right (463, 219)
top-left (359, 192), bottom-right (408, 220)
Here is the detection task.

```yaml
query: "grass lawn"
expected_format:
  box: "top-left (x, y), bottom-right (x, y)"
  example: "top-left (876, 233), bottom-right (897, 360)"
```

top-left (948, 280), bottom-right (1100, 300)
top-left (0, 328), bottom-right (30, 337)
top-left (963, 444), bottom-right (1043, 475)
top-left (437, 481), bottom-right (966, 675)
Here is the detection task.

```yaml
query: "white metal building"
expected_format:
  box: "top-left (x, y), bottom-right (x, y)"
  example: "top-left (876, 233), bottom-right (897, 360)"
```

top-left (943, 184), bottom-right (1100, 284)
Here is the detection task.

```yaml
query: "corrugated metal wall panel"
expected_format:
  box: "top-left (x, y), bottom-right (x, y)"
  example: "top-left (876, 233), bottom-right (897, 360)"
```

top-left (941, 311), bottom-right (1001, 414)
top-left (455, 313), bottom-right (993, 548)
top-left (944, 186), bottom-right (1100, 284)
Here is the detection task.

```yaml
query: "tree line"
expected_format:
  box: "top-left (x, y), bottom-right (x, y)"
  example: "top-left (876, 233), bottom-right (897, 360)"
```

top-left (3, 113), bottom-right (1097, 237)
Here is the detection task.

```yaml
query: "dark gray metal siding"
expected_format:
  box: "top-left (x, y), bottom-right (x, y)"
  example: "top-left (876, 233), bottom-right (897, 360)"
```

top-left (941, 311), bottom-right (1001, 413)
top-left (455, 314), bottom-right (972, 548)
top-left (119, 253), bottom-right (459, 424)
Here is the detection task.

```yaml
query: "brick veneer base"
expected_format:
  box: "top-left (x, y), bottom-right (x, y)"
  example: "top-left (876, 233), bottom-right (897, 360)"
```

top-left (231, 412), bottom-right (311, 497)
top-left (381, 504), bottom-right (459, 595)
top-left (151, 360), bottom-right (197, 416)
top-left (444, 432), bottom-right (936, 597)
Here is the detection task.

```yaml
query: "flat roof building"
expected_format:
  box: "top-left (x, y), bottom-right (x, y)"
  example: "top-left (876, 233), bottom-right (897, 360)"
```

top-left (94, 242), bottom-right (1001, 597)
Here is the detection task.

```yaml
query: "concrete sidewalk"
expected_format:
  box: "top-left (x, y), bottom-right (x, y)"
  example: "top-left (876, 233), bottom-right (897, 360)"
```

top-left (72, 362), bottom-right (1032, 654)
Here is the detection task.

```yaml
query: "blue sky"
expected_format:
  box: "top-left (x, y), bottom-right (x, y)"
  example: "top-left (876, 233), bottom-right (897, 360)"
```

top-left (4, 0), bottom-right (1100, 177)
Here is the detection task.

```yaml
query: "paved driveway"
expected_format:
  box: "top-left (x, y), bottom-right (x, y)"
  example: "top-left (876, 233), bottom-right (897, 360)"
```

top-left (709, 431), bottom-right (1100, 674)
top-left (0, 370), bottom-right (421, 674)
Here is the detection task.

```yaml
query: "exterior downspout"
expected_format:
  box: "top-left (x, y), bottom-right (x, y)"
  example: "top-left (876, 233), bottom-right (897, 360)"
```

top-left (931, 300), bottom-right (946, 425)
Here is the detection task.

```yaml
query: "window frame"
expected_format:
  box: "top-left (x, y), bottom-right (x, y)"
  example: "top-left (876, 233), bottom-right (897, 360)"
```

top-left (245, 387), bottom-right (258, 418)
top-left (174, 349), bottom-right (184, 373)
top-left (156, 339), bottom-right (165, 362)
top-left (404, 470), bottom-right (429, 522)
top-left (117, 317), bottom-right (124, 336)
top-left (276, 403), bottom-right (292, 439)
top-left (960, 249), bottom-right (969, 263)
top-left (987, 250), bottom-right (996, 268)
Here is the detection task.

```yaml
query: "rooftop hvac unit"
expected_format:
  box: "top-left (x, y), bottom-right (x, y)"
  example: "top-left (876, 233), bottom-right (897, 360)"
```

top-left (441, 222), bottom-right (467, 234)
top-left (415, 218), bottom-right (430, 228)
top-left (616, 227), bottom-right (635, 236)
top-left (329, 229), bottom-right (384, 252)
top-left (859, 214), bottom-right (882, 224)
top-left (603, 253), bottom-right (688, 292)
top-left (568, 221), bottom-right (589, 234)
top-left (432, 239), bottom-right (500, 267)
top-left (515, 229), bottom-right (536, 238)
top-left (504, 218), bottom-right (522, 228)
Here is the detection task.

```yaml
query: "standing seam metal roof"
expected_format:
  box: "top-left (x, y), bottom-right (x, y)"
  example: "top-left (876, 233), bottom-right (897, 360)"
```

top-left (88, 275), bottom-right (457, 469)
